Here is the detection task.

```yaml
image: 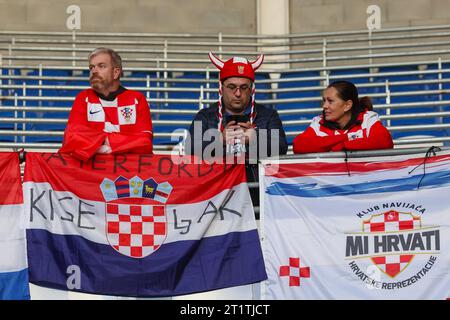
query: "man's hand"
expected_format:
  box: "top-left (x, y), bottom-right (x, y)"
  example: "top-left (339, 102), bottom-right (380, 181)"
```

top-left (238, 121), bottom-right (256, 144)
top-left (223, 121), bottom-right (256, 145)
top-left (223, 120), bottom-right (242, 144)
top-left (96, 136), bottom-right (112, 154)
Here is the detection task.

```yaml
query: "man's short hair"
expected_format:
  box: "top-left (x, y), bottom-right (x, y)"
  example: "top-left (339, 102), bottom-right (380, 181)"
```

top-left (88, 47), bottom-right (123, 76)
top-left (221, 78), bottom-right (253, 85)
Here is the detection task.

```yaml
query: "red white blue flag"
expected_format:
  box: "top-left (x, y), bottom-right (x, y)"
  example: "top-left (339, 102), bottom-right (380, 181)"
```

top-left (0, 152), bottom-right (29, 300)
top-left (24, 153), bottom-right (266, 297)
top-left (260, 151), bottom-right (450, 299)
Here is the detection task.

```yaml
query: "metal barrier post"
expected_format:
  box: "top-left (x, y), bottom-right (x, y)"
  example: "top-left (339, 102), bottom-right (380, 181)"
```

top-left (13, 93), bottom-right (18, 144)
top-left (437, 57), bottom-right (444, 125)
top-left (385, 80), bottom-right (391, 128)
top-left (38, 64), bottom-right (43, 108)
top-left (8, 39), bottom-right (14, 66)
top-left (199, 85), bottom-right (204, 110)
top-left (321, 39), bottom-right (327, 81)
top-left (21, 82), bottom-right (26, 143)
top-left (146, 74), bottom-right (150, 101)
top-left (72, 30), bottom-right (76, 67)
top-left (368, 29), bottom-right (373, 66)
top-left (218, 32), bottom-right (223, 59)
top-left (270, 73), bottom-right (280, 110)
top-left (206, 67), bottom-right (210, 102)
top-left (156, 59), bottom-right (161, 113)
top-left (163, 40), bottom-right (168, 108)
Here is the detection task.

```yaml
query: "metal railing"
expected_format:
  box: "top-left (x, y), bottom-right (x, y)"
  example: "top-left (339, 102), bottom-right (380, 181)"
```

top-left (1, 63), bottom-right (449, 149)
top-left (1, 25), bottom-right (449, 153)
top-left (2, 24), bottom-right (450, 68)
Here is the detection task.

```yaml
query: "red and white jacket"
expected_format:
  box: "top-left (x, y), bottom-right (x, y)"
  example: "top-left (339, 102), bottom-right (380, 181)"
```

top-left (59, 88), bottom-right (153, 161)
top-left (293, 110), bottom-right (393, 154)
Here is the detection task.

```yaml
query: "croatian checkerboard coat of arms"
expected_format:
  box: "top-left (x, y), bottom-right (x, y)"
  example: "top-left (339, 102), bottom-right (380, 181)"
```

top-left (100, 176), bottom-right (173, 258)
top-left (345, 205), bottom-right (440, 289)
top-left (363, 210), bottom-right (421, 278)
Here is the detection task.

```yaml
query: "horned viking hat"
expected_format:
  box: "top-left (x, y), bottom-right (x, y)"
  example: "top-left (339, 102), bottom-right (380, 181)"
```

top-left (208, 52), bottom-right (264, 130)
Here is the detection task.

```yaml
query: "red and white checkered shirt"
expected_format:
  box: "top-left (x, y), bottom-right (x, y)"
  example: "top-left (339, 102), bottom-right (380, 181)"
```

top-left (60, 88), bottom-right (153, 160)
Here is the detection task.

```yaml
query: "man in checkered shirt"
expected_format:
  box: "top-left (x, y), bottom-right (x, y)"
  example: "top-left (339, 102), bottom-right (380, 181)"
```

top-left (59, 47), bottom-right (153, 161)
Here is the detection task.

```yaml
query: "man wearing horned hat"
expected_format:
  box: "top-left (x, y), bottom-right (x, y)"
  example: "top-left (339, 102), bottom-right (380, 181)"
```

top-left (187, 52), bottom-right (287, 195)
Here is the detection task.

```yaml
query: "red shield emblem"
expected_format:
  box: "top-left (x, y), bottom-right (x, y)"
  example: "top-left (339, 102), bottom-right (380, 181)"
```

top-left (105, 200), bottom-right (167, 258)
top-left (363, 210), bottom-right (421, 278)
top-left (101, 176), bottom-right (172, 258)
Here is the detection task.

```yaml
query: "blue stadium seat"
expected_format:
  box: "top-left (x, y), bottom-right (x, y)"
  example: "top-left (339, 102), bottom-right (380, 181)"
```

top-left (370, 64), bottom-right (446, 136)
top-left (275, 71), bottom-right (322, 143)
top-left (12, 69), bottom-right (70, 142)
top-left (150, 72), bottom-right (197, 145)
top-left (121, 71), bottom-right (152, 89)
top-left (329, 68), bottom-right (371, 84)
top-left (1, 60), bottom-right (448, 147)
top-left (254, 73), bottom-right (271, 101)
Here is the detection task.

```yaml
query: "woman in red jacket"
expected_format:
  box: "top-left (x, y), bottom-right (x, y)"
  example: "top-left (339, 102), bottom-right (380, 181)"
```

top-left (293, 80), bottom-right (393, 154)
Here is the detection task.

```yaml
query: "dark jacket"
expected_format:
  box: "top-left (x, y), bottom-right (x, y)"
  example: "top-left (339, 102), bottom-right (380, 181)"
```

top-left (187, 102), bottom-right (288, 182)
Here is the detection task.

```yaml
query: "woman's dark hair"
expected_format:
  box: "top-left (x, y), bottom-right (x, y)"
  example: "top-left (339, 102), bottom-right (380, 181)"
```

top-left (323, 80), bottom-right (373, 129)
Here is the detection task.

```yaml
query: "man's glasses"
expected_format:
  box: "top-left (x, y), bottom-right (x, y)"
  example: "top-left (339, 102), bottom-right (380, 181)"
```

top-left (225, 84), bottom-right (251, 93)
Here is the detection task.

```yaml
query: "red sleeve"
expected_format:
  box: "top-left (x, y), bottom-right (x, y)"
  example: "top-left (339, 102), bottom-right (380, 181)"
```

top-left (293, 127), bottom-right (347, 154)
top-left (108, 93), bottom-right (153, 154)
top-left (344, 121), bottom-right (394, 151)
top-left (58, 92), bottom-right (107, 161)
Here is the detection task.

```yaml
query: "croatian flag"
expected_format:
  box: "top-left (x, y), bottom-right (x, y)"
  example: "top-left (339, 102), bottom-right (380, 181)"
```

top-left (0, 152), bottom-right (30, 300)
top-left (24, 153), bottom-right (266, 297)
top-left (260, 151), bottom-right (450, 299)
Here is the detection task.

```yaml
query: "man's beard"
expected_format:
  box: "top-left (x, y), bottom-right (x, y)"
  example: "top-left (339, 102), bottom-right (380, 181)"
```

top-left (90, 77), bottom-right (106, 90)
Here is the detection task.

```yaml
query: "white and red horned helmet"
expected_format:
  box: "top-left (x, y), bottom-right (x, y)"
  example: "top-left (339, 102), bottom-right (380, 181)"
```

top-left (208, 52), bottom-right (264, 82)
top-left (208, 52), bottom-right (264, 130)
